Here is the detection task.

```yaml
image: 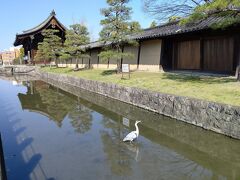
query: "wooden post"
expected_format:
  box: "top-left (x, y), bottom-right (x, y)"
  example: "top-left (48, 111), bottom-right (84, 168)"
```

top-left (172, 42), bottom-right (176, 70)
top-left (200, 37), bottom-right (204, 71)
top-left (159, 39), bottom-right (164, 71)
top-left (89, 50), bottom-right (91, 69)
top-left (236, 65), bottom-right (240, 81)
top-left (28, 51), bottom-right (31, 64)
top-left (137, 41), bottom-right (141, 69)
top-left (121, 46), bottom-right (124, 71)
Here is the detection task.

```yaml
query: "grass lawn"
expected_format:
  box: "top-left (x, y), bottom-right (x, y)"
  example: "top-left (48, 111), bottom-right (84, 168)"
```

top-left (41, 67), bottom-right (240, 106)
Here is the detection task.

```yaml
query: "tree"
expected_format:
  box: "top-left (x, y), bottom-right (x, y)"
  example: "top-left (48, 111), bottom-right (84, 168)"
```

top-left (143, 0), bottom-right (209, 22)
top-left (129, 21), bottom-right (142, 32)
top-left (143, 0), bottom-right (240, 29)
top-left (99, 0), bottom-right (140, 73)
top-left (19, 47), bottom-right (24, 59)
top-left (150, 21), bottom-right (157, 28)
top-left (59, 51), bottom-right (71, 67)
top-left (13, 47), bottom-right (24, 65)
top-left (35, 41), bottom-right (51, 65)
top-left (62, 24), bottom-right (90, 69)
top-left (180, 0), bottom-right (240, 29)
top-left (40, 29), bottom-right (62, 67)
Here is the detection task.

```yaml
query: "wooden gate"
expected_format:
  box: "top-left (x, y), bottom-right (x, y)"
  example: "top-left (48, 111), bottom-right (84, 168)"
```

top-left (203, 36), bottom-right (234, 72)
top-left (174, 40), bottom-right (201, 70)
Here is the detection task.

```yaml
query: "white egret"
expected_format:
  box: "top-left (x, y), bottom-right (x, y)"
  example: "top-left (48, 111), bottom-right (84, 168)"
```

top-left (123, 121), bottom-right (141, 142)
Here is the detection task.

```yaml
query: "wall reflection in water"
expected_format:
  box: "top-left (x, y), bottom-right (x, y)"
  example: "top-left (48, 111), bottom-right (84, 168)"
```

top-left (2, 78), bottom-right (239, 180)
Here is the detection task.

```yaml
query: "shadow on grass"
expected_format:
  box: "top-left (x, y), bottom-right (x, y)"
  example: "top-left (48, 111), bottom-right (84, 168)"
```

top-left (162, 73), bottom-right (237, 84)
top-left (65, 69), bottom-right (74, 73)
top-left (48, 67), bottom-right (73, 74)
top-left (101, 70), bottom-right (117, 76)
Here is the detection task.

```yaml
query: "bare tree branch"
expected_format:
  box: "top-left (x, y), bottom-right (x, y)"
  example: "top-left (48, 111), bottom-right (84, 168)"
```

top-left (142, 0), bottom-right (209, 22)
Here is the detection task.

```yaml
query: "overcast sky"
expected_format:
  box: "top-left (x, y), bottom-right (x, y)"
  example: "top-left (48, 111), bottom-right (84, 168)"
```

top-left (0, 0), bottom-right (154, 51)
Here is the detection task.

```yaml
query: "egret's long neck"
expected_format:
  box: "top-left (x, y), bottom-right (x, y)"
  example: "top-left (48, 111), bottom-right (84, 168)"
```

top-left (135, 122), bottom-right (139, 135)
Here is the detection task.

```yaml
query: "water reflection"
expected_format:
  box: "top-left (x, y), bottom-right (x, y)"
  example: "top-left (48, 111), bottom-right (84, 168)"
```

top-left (68, 97), bottom-right (93, 134)
top-left (0, 77), bottom-right (240, 179)
top-left (46, 79), bottom-right (240, 179)
top-left (18, 81), bottom-right (93, 133)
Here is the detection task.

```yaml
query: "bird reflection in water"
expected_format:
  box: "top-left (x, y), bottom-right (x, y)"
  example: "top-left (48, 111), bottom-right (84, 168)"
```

top-left (122, 142), bottom-right (140, 162)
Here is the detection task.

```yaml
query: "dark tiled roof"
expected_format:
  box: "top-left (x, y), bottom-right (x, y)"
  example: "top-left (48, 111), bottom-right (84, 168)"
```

top-left (85, 41), bottom-right (104, 49)
top-left (85, 15), bottom-right (231, 49)
top-left (132, 16), bottom-right (230, 39)
top-left (17, 11), bottom-right (67, 36)
top-left (133, 16), bottom-right (227, 40)
top-left (14, 11), bottom-right (67, 46)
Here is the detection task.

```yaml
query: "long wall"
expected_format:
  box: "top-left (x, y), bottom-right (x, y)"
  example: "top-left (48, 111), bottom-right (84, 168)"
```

top-left (38, 70), bottom-right (240, 139)
top-left (60, 34), bottom-right (238, 74)
top-left (138, 39), bottom-right (162, 71)
top-left (61, 39), bottom-right (163, 72)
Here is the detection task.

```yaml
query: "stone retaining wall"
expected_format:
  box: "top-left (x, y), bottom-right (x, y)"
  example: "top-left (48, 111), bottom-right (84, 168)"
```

top-left (38, 71), bottom-right (240, 139)
top-left (13, 65), bottom-right (37, 74)
top-left (0, 65), bottom-right (38, 75)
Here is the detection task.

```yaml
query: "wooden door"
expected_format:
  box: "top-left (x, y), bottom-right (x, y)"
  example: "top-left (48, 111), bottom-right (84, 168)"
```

top-left (203, 36), bottom-right (233, 72)
top-left (175, 40), bottom-right (201, 70)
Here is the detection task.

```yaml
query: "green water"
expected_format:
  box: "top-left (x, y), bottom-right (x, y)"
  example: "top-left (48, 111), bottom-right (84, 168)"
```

top-left (0, 77), bottom-right (240, 180)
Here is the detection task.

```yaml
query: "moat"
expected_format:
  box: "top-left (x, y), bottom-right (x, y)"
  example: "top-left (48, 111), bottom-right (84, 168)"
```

top-left (0, 77), bottom-right (240, 180)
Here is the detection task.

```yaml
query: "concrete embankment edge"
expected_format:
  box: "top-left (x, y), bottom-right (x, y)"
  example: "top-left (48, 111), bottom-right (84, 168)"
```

top-left (37, 71), bottom-right (240, 139)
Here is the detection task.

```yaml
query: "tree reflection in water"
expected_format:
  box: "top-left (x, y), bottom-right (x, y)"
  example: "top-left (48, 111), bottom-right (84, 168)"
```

top-left (18, 81), bottom-right (93, 134)
top-left (68, 97), bottom-right (93, 134)
top-left (100, 117), bottom-right (141, 176)
top-left (16, 80), bottom-right (240, 179)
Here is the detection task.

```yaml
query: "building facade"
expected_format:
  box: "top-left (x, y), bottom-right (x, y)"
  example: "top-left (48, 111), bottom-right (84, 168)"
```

top-left (14, 11), bottom-right (240, 75)
top-left (80, 15), bottom-right (240, 75)
top-left (0, 48), bottom-right (20, 65)
top-left (14, 10), bottom-right (66, 62)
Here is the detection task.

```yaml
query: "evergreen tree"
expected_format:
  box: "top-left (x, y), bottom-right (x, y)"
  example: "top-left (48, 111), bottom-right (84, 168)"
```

top-left (99, 0), bottom-right (140, 73)
top-left (180, 0), bottom-right (240, 29)
top-left (150, 21), bottom-right (157, 28)
top-left (129, 21), bottom-right (142, 32)
top-left (35, 41), bottom-right (51, 65)
top-left (40, 29), bottom-right (62, 67)
top-left (59, 51), bottom-right (71, 67)
top-left (62, 24), bottom-right (90, 69)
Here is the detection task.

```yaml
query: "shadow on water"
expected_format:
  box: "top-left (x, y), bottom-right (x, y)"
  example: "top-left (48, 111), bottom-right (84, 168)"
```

top-left (0, 80), bottom-right (55, 180)
top-left (0, 117), bottom-right (42, 180)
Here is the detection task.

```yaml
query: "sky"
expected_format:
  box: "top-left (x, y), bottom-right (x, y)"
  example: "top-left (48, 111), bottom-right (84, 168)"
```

top-left (0, 0), bottom-right (154, 51)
